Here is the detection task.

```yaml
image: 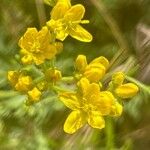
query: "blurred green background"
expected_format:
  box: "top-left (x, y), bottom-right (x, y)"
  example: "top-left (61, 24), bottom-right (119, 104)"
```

top-left (0, 0), bottom-right (150, 149)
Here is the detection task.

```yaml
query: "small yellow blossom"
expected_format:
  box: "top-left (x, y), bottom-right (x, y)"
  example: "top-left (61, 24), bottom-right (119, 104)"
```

top-left (75, 55), bottom-right (109, 82)
top-left (111, 72), bottom-right (139, 99)
top-left (46, 1), bottom-right (92, 42)
top-left (19, 26), bottom-right (57, 65)
top-left (8, 71), bottom-right (33, 92)
top-left (59, 78), bottom-right (122, 134)
top-left (28, 87), bottom-right (42, 102)
top-left (8, 71), bottom-right (20, 86)
top-left (15, 76), bottom-right (32, 92)
top-left (45, 68), bottom-right (62, 82)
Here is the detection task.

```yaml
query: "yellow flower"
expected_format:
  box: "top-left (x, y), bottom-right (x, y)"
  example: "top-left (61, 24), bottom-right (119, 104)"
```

top-left (59, 78), bottom-right (121, 134)
top-left (8, 71), bottom-right (20, 86)
top-left (46, 1), bottom-right (92, 42)
top-left (111, 72), bottom-right (139, 99)
top-left (19, 26), bottom-right (57, 65)
top-left (75, 55), bottom-right (109, 82)
top-left (27, 87), bottom-right (42, 102)
top-left (15, 76), bottom-right (32, 92)
top-left (8, 71), bottom-right (33, 92)
top-left (45, 68), bottom-right (62, 83)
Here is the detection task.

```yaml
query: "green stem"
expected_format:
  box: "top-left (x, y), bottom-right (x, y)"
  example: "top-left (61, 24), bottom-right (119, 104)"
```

top-left (105, 117), bottom-right (115, 150)
top-left (33, 76), bottom-right (45, 84)
top-left (52, 85), bottom-right (73, 93)
top-left (61, 76), bottom-right (75, 83)
top-left (0, 90), bottom-right (19, 98)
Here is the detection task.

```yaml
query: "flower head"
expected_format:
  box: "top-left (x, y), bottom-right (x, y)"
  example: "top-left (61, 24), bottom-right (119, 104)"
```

top-left (19, 26), bottom-right (57, 65)
top-left (46, 1), bottom-right (92, 42)
top-left (27, 87), bottom-right (42, 102)
top-left (8, 71), bottom-right (33, 93)
top-left (75, 55), bottom-right (109, 82)
top-left (45, 68), bottom-right (62, 83)
top-left (59, 78), bottom-right (122, 134)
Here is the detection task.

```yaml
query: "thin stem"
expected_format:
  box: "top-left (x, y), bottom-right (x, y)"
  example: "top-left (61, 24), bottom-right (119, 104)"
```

top-left (52, 85), bottom-right (72, 93)
top-left (61, 76), bottom-right (75, 83)
top-left (105, 117), bottom-right (115, 150)
top-left (33, 76), bottom-right (45, 84)
top-left (35, 0), bottom-right (46, 27)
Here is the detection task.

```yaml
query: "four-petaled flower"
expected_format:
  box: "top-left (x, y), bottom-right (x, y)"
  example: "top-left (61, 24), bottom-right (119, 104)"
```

top-left (59, 78), bottom-right (122, 134)
top-left (19, 26), bottom-right (57, 65)
top-left (47, 1), bottom-right (93, 42)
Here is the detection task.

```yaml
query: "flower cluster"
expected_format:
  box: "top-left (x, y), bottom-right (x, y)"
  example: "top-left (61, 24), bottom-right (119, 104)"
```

top-left (7, 0), bottom-right (139, 134)
top-left (59, 55), bottom-right (139, 134)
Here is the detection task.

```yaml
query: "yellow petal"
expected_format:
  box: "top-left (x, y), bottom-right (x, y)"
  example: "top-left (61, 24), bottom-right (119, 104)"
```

top-left (97, 91), bottom-right (115, 115)
top-left (65, 4), bottom-right (85, 21)
top-left (64, 110), bottom-right (86, 134)
top-left (84, 82), bottom-right (101, 104)
top-left (112, 72), bottom-right (125, 86)
top-left (21, 55), bottom-right (33, 65)
top-left (28, 87), bottom-right (42, 102)
top-left (69, 25), bottom-right (93, 42)
top-left (84, 65), bottom-right (106, 82)
top-left (90, 56), bottom-right (109, 69)
top-left (18, 28), bottom-right (38, 50)
top-left (15, 76), bottom-right (33, 92)
top-left (77, 77), bottom-right (90, 97)
top-left (115, 83), bottom-right (139, 98)
top-left (38, 26), bottom-right (52, 49)
top-left (7, 71), bottom-right (19, 86)
top-left (88, 111), bottom-right (105, 129)
top-left (44, 44), bottom-right (57, 59)
top-left (51, 2), bottom-right (70, 20)
top-left (110, 102), bottom-right (123, 117)
top-left (59, 92), bottom-right (80, 110)
top-left (75, 55), bottom-right (87, 73)
top-left (32, 54), bottom-right (45, 65)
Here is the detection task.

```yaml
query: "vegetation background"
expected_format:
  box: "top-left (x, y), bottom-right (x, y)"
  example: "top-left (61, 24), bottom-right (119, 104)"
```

top-left (0, 0), bottom-right (150, 149)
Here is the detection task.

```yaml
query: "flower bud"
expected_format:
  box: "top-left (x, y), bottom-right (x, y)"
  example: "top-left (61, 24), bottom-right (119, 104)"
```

top-left (112, 72), bottom-right (125, 87)
top-left (7, 71), bottom-right (19, 86)
top-left (115, 83), bottom-right (139, 98)
top-left (110, 102), bottom-right (123, 117)
top-left (45, 68), bottom-right (62, 82)
top-left (90, 56), bottom-right (109, 69)
top-left (75, 55), bottom-right (87, 73)
top-left (15, 76), bottom-right (33, 92)
top-left (28, 87), bottom-right (42, 102)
